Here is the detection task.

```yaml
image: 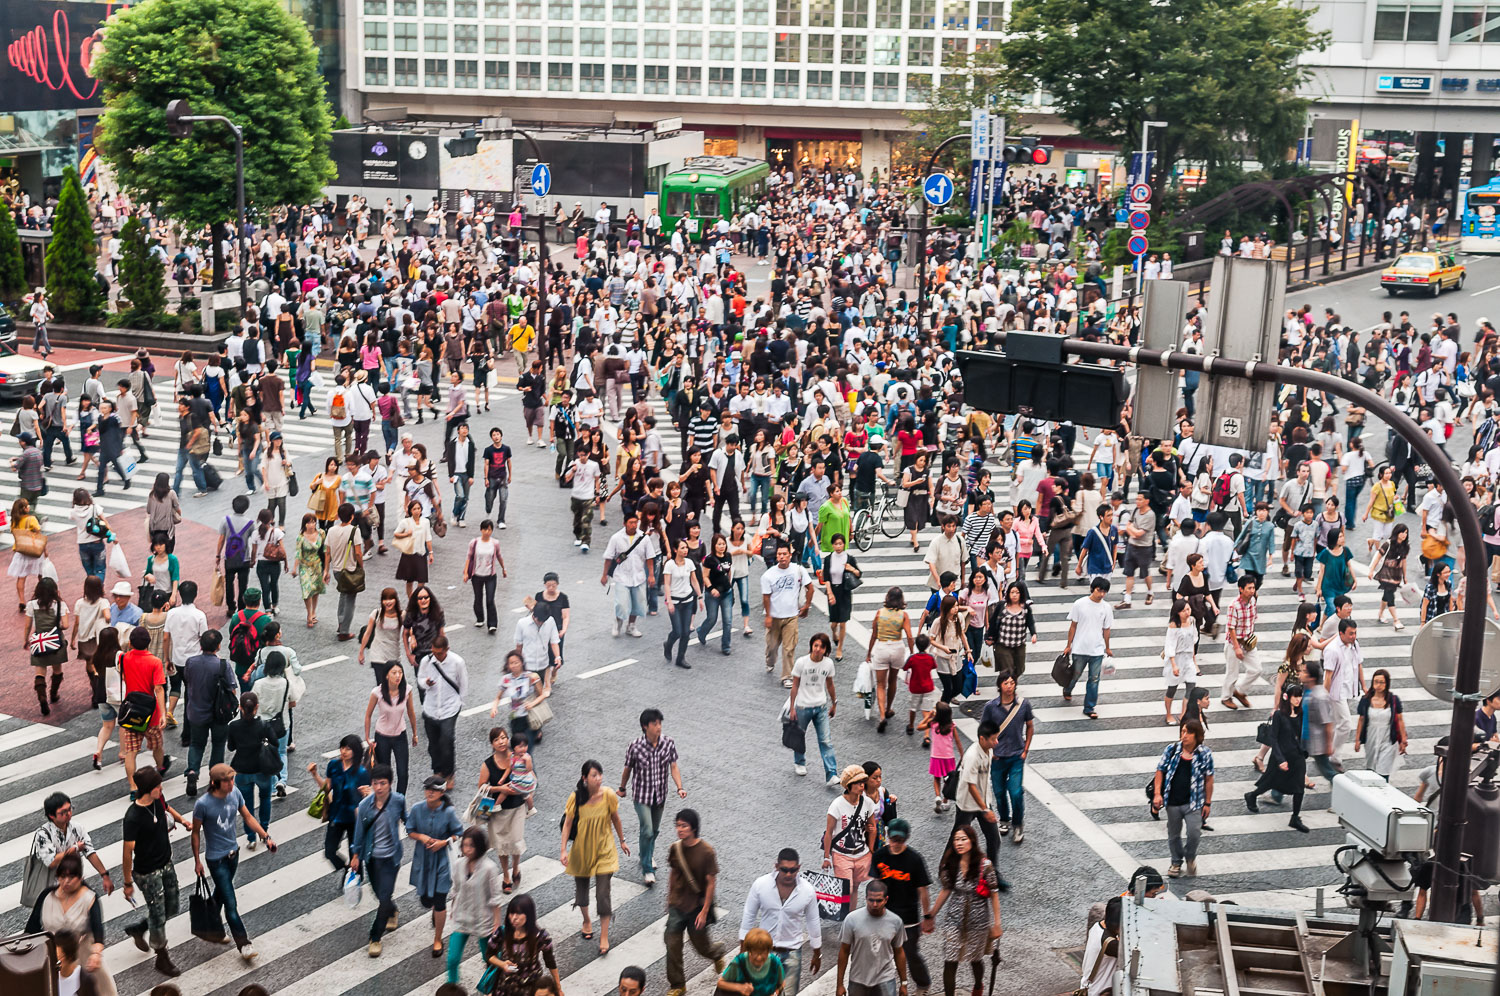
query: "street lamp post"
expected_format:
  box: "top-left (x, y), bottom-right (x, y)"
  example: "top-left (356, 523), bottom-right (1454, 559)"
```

top-left (164, 99), bottom-right (248, 316)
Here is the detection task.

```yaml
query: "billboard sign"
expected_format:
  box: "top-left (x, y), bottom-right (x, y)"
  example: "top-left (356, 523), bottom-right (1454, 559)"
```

top-left (1, 1), bottom-right (130, 112)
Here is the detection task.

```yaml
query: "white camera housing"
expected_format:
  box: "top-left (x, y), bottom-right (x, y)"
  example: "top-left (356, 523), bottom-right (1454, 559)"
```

top-left (1332, 770), bottom-right (1433, 860)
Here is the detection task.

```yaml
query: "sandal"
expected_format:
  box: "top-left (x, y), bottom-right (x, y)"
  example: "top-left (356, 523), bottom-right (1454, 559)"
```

top-left (503, 880), bottom-right (513, 894)
top-left (581, 928), bottom-right (594, 940)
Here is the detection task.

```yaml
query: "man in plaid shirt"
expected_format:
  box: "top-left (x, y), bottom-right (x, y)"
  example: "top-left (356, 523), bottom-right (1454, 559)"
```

top-left (1220, 576), bottom-right (1263, 710)
top-left (619, 707), bottom-right (687, 887)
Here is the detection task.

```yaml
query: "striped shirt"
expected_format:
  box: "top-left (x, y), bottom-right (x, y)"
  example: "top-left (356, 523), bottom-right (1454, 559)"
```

top-left (963, 512), bottom-right (998, 555)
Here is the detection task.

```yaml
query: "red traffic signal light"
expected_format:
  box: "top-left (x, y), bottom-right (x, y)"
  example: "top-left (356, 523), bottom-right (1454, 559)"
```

top-left (1029, 145), bottom-right (1052, 165)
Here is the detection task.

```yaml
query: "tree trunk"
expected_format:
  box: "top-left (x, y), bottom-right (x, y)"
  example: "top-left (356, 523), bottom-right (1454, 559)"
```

top-left (211, 221), bottom-right (226, 289)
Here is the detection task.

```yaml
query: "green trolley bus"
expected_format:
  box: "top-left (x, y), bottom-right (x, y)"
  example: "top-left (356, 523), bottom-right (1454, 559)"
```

top-left (659, 156), bottom-right (770, 240)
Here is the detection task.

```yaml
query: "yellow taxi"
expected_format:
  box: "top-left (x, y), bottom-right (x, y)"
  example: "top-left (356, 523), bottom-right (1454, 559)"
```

top-left (1380, 250), bottom-right (1466, 296)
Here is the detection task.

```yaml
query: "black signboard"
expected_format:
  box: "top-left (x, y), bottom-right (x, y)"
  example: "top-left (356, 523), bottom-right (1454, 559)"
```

top-left (0, 0), bottom-right (122, 112)
top-left (331, 131), bottom-right (440, 189)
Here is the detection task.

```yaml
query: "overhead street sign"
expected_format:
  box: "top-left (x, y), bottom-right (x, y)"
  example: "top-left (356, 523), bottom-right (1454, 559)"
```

top-left (1128, 210), bottom-right (1150, 231)
top-left (1129, 183), bottom-right (1151, 203)
top-left (923, 173), bottom-right (954, 207)
top-left (530, 162), bottom-right (552, 198)
top-left (1127, 234), bottom-right (1149, 256)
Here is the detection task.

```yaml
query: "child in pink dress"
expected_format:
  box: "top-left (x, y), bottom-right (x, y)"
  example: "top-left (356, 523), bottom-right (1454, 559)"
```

top-left (924, 701), bottom-right (964, 813)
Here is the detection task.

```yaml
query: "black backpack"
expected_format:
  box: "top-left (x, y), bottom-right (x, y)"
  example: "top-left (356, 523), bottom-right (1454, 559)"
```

top-left (211, 660), bottom-right (238, 726)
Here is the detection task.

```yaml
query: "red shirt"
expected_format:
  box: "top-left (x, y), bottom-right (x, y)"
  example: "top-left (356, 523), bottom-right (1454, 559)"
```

top-left (902, 652), bottom-right (937, 694)
top-left (121, 649), bottom-right (166, 726)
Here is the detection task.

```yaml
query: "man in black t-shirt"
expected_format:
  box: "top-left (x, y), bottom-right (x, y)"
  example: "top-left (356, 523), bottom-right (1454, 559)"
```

top-left (483, 427), bottom-right (514, 526)
top-left (121, 765), bottom-right (192, 977)
top-left (853, 438), bottom-right (893, 515)
top-left (517, 359), bottom-right (548, 446)
top-left (871, 820), bottom-right (932, 994)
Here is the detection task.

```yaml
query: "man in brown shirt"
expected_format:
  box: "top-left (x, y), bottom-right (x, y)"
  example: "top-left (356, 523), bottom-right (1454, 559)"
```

top-left (258, 362), bottom-right (286, 433)
top-left (664, 809), bottom-right (726, 996)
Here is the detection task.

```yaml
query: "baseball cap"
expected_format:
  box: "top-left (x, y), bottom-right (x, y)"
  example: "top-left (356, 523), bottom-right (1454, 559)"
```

top-left (885, 818), bottom-right (911, 840)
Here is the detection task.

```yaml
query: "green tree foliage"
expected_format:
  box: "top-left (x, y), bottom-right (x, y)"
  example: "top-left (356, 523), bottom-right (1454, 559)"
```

top-left (44, 168), bottom-right (105, 323)
top-left (905, 56), bottom-right (1022, 169)
top-left (0, 201), bottom-right (25, 305)
top-left (115, 216), bottom-right (168, 325)
top-left (91, 0), bottom-right (334, 285)
top-left (999, 0), bottom-right (1326, 182)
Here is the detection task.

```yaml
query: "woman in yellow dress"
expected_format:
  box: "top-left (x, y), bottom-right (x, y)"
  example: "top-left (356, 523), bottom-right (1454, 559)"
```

top-left (308, 456), bottom-right (344, 529)
top-left (558, 759), bottom-right (629, 956)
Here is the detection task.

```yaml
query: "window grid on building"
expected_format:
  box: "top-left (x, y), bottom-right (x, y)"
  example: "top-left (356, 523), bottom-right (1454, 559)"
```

top-left (358, 0), bottom-right (953, 106)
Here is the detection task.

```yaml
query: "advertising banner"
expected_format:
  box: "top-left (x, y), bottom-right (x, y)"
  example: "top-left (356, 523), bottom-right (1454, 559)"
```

top-left (0, 1), bottom-right (129, 112)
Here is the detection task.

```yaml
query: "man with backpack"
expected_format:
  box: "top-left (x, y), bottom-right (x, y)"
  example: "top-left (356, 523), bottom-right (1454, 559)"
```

top-left (227, 589), bottom-right (273, 689)
top-left (216, 495), bottom-right (258, 613)
top-left (327, 372), bottom-right (355, 463)
top-left (182, 629), bottom-right (237, 798)
top-left (120, 626), bottom-right (172, 797)
top-left (1210, 454), bottom-right (1249, 534)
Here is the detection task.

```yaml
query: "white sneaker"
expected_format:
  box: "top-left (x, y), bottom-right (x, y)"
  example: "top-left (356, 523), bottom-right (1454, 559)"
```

top-left (580, 544), bottom-right (589, 553)
top-left (573, 538), bottom-right (582, 546)
top-left (644, 872), bottom-right (656, 886)
top-left (793, 764), bottom-right (807, 776)
top-left (826, 775), bottom-right (842, 788)
top-left (475, 620), bottom-right (485, 628)
top-left (498, 522), bottom-right (508, 529)
top-left (239, 944), bottom-right (258, 961)
top-left (612, 618), bottom-right (623, 637)
top-left (627, 623), bottom-right (643, 637)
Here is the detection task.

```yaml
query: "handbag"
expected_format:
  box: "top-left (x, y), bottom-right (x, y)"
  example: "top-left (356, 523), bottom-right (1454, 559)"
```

top-left (288, 471), bottom-right (300, 497)
top-left (941, 769), bottom-right (960, 801)
top-left (1420, 534), bottom-right (1447, 561)
top-left (843, 570), bottom-right (863, 592)
top-left (189, 874), bottom-right (227, 942)
top-left (307, 487), bottom-right (328, 515)
top-left (782, 718), bottom-right (807, 753)
top-left (896, 487), bottom-right (910, 508)
top-left (528, 698), bottom-right (554, 731)
top-left (1051, 652), bottom-right (1079, 688)
top-left (268, 688), bottom-right (290, 742)
top-left (19, 841), bottom-right (51, 910)
top-left (11, 529), bottom-right (46, 558)
top-left (335, 532), bottom-right (366, 594)
top-left (307, 789), bottom-right (329, 822)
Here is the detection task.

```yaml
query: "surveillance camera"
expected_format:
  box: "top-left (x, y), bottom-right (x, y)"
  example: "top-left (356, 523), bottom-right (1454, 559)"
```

top-left (1333, 771), bottom-right (1433, 861)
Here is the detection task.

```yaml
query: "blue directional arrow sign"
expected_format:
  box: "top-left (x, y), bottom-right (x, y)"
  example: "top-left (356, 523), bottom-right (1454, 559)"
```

top-left (530, 162), bottom-right (552, 198)
top-left (923, 173), bottom-right (954, 207)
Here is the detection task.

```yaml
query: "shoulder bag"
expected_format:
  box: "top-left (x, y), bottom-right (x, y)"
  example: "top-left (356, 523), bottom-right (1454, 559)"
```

top-left (335, 531), bottom-right (365, 594)
top-left (19, 836), bottom-right (52, 910)
top-left (257, 717), bottom-right (283, 773)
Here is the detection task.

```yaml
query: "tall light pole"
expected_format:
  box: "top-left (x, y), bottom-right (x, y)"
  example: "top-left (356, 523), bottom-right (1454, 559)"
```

top-left (164, 99), bottom-right (248, 315)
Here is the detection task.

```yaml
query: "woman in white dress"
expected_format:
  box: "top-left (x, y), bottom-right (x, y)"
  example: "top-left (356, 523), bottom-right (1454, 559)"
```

top-left (1162, 598), bottom-right (1199, 725)
top-left (1354, 668), bottom-right (1408, 780)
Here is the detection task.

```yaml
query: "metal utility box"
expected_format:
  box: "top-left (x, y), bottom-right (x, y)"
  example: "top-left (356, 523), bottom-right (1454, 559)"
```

top-left (1387, 919), bottom-right (1498, 996)
top-left (1132, 279), bottom-right (1189, 441)
top-left (1197, 256), bottom-right (1285, 448)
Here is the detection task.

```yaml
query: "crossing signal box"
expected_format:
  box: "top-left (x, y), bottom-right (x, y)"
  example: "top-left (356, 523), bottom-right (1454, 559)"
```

top-left (1001, 138), bottom-right (1052, 166)
top-left (445, 129), bottom-right (480, 157)
top-left (957, 338), bottom-right (1127, 428)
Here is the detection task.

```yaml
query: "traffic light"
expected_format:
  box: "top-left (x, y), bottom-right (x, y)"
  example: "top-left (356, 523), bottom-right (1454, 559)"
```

top-left (1000, 138), bottom-right (1052, 166)
top-left (445, 129), bottom-right (480, 157)
top-left (957, 339), bottom-right (1127, 428)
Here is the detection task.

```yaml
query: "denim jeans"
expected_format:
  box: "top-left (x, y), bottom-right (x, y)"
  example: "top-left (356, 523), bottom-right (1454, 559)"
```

top-left (241, 445), bottom-right (261, 490)
top-left (381, 420), bottom-right (399, 453)
top-left (733, 576), bottom-right (750, 619)
top-left (1344, 477), bottom-right (1365, 528)
top-left (484, 481), bottom-right (509, 522)
top-left (208, 849), bottom-right (250, 945)
top-left (633, 800), bottom-right (665, 876)
top-left (749, 474), bottom-right (772, 516)
top-left (78, 541), bottom-right (107, 581)
top-left (697, 589), bottom-right (733, 651)
top-left (173, 448), bottom-right (207, 493)
top-left (613, 582), bottom-right (646, 621)
top-left (367, 854), bottom-right (400, 941)
top-left (991, 753), bottom-right (1026, 826)
top-left (451, 475), bottom-right (471, 521)
top-left (185, 721), bottom-right (228, 780)
top-left (793, 704), bottom-right (837, 780)
top-left (663, 597), bottom-right (696, 664)
top-left (1165, 804), bottom-right (1203, 863)
top-left (774, 946), bottom-right (805, 995)
top-left (256, 560), bottom-right (281, 611)
top-left (1063, 653), bottom-right (1105, 714)
top-left (235, 772), bottom-right (273, 842)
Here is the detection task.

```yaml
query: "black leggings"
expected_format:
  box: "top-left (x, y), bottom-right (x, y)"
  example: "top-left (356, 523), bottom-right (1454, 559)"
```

top-left (942, 960), bottom-right (984, 996)
top-left (324, 820), bottom-right (354, 870)
top-left (374, 731), bottom-right (410, 795)
top-left (904, 925), bottom-right (931, 990)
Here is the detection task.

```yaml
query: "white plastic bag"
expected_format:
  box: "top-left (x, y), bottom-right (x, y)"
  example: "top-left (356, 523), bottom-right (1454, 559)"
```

top-left (108, 543), bottom-right (132, 580)
top-left (309, 370), bottom-right (327, 390)
top-left (1101, 655), bottom-right (1117, 679)
top-left (37, 556), bottom-right (58, 583)
top-left (977, 643), bottom-right (996, 670)
top-left (852, 660), bottom-right (874, 696)
top-left (1398, 582), bottom-right (1419, 606)
top-left (343, 868), bottom-right (363, 908)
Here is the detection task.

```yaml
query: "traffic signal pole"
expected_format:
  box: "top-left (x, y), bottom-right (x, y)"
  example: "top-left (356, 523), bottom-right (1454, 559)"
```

top-left (915, 133), bottom-right (970, 333)
top-left (965, 333), bottom-right (1485, 924)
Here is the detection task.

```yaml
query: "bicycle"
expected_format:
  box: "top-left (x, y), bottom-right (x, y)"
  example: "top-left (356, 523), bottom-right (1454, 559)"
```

top-left (850, 484), bottom-right (906, 552)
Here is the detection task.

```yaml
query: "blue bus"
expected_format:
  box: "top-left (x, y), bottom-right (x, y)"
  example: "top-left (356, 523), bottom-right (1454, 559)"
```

top-left (1461, 177), bottom-right (1500, 253)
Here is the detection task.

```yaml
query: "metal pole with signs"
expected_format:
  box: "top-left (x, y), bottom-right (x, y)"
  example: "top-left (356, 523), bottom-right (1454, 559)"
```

top-left (985, 112), bottom-right (1005, 258)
